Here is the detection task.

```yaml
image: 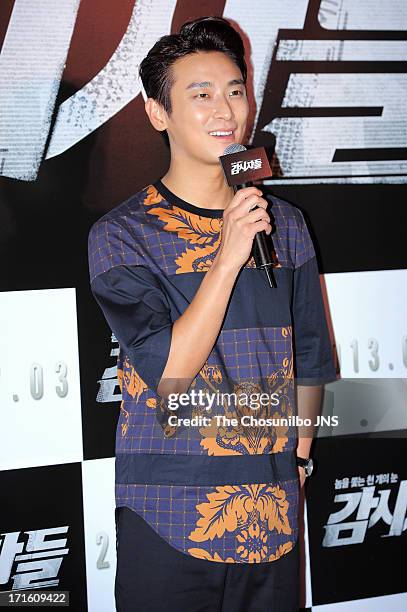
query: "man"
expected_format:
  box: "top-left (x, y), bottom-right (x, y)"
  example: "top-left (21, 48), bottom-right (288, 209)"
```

top-left (87, 16), bottom-right (336, 612)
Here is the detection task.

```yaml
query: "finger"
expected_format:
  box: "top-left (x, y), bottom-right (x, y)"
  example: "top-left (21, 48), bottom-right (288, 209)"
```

top-left (231, 196), bottom-right (268, 219)
top-left (227, 187), bottom-right (263, 212)
top-left (247, 207), bottom-right (270, 224)
top-left (249, 219), bottom-right (271, 238)
top-left (247, 197), bottom-right (268, 213)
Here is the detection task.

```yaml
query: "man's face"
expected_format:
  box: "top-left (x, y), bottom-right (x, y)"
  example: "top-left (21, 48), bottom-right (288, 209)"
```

top-left (162, 50), bottom-right (249, 164)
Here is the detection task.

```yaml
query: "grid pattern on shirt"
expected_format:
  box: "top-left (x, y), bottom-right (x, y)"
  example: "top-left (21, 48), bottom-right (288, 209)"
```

top-left (116, 325), bottom-right (296, 456)
top-left (87, 186), bottom-right (316, 282)
top-left (266, 196), bottom-right (316, 270)
top-left (88, 199), bottom-right (144, 283)
top-left (115, 476), bottom-right (299, 564)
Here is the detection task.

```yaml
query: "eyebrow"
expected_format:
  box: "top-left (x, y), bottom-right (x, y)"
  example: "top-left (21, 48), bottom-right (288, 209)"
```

top-left (186, 78), bottom-right (245, 90)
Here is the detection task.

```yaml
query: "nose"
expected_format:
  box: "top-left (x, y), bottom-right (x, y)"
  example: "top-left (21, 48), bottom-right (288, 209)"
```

top-left (213, 95), bottom-right (233, 120)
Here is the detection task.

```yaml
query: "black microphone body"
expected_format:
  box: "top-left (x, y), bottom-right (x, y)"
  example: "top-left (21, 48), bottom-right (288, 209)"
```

top-left (220, 143), bottom-right (277, 289)
top-left (232, 180), bottom-right (277, 289)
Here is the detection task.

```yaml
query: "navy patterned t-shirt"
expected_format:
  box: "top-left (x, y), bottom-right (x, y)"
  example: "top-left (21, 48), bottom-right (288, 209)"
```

top-left (87, 179), bottom-right (336, 564)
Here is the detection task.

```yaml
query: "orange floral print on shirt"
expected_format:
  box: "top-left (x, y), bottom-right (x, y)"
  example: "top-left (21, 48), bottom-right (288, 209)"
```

top-left (187, 483), bottom-right (292, 563)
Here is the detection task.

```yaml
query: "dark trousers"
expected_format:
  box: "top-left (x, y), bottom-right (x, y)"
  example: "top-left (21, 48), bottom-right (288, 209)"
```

top-left (114, 506), bottom-right (300, 612)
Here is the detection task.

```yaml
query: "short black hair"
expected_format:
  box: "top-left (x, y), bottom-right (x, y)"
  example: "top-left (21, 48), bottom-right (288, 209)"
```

top-left (139, 16), bottom-right (247, 147)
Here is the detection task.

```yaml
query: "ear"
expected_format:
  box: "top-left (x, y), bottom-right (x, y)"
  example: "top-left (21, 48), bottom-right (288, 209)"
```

top-left (144, 98), bottom-right (168, 132)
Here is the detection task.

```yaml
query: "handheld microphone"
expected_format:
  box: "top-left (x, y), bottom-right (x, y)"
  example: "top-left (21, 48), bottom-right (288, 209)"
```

top-left (219, 143), bottom-right (277, 289)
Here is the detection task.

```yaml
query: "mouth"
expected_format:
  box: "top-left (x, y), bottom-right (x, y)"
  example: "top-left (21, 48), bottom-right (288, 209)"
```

top-left (208, 129), bottom-right (236, 141)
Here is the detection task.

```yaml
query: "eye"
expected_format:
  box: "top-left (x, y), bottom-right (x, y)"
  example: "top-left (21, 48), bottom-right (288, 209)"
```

top-left (196, 92), bottom-right (209, 99)
top-left (230, 89), bottom-right (244, 96)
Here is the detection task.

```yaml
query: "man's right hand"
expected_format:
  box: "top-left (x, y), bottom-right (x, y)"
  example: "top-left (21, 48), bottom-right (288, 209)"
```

top-left (215, 186), bottom-right (272, 272)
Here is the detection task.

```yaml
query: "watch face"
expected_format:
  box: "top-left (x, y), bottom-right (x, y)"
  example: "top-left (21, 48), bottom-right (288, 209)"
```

top-left (305, 458), bottom-right (314, 477)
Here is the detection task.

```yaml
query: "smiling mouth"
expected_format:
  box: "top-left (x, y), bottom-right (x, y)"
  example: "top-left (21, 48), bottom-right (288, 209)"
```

top-left (208, 130), bottom-right (236, 140)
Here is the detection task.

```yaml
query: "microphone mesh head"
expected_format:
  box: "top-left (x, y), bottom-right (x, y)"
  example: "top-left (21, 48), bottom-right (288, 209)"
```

top-left (222, 143), bottom-right (246, 155)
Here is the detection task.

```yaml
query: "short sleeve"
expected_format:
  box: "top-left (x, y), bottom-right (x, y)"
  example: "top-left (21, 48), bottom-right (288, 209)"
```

top-left (88, 220), bottom-right (173, 394)
top-left (291, 210), bottom-right (337, 386)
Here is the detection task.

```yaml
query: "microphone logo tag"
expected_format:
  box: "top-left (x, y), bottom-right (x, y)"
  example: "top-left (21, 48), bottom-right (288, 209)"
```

top-left (231, 158), bottom-right (262, 175)
top-left (219, 146), bottom-right (272, 187)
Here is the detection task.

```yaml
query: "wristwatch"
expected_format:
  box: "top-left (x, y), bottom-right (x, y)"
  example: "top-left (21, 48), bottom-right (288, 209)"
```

top-left (296, 456), bottom-right (314, 477)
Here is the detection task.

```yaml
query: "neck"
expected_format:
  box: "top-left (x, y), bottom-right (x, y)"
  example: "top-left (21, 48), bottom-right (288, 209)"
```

top-left (161, 155), bottom-right (234, 210)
